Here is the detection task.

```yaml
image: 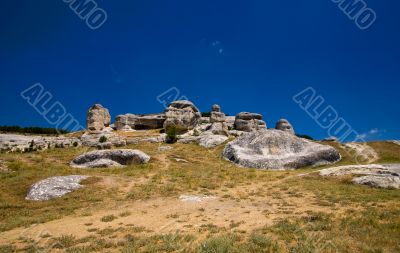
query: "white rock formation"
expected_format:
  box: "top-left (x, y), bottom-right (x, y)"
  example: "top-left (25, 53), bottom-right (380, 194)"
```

top-left (223, 129), bottom-right (341, 170)
top-left (70, 149), bottom-right (150, 168)
top-left (163, 100), bottom-right (201, 134)
top-left (87, 104), bottom-right (111, 132)
top-left (234, 112), bottom-right (266, 132)
top-left (0, 134), bottom-right (81, 152)
top-left (26, 175), bottom-right (89, 201)
top-left (275, 119), bottom-right (295, 135)
top-left (199, 135), bottom-right (228, 148)
top-left (319, 164), bottom-right (400, 189)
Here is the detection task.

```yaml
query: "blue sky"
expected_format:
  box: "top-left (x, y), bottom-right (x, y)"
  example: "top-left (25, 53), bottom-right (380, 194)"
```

top-left (0, 0), bottom-right (399, 140)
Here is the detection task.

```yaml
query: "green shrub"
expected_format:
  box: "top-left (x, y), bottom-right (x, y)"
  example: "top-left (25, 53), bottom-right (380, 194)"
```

top-left (99, 136), bottom-right (108, 143)
top-left (166, 126), bottom-right (177, 144)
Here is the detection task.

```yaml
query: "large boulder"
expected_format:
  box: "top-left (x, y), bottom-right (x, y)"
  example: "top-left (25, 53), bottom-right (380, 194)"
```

top-left (208, 104), bottom-right (229, 136)
top-left (115, 114), bottom-right (137, 131)
top-left (115, 113), bottom-right (165, 130)
top-left (208, 122), bottom-right (229, 136)
top-left (70, 149), bottom-right (150, 168)
top-left (234, 112), bottom-right (266, 132)
top-left (87, 104), bottom-right (111, 132)
top-left (319, 164), bottom-right (400, 189)
top-left (275, 119), bottom-right (295, 135)
top-left (163, 100), bottom-right (201, 134)
top-left (223, 129), bottom-right (341, 170)
top-left (26, 175), bottom-right (89, 201)
top-left (135, 114), bottom-right (165, 129)
top-left (353, 175), bottom-right (400, 189)
top-left (212, 104), bottom-right (221, 112)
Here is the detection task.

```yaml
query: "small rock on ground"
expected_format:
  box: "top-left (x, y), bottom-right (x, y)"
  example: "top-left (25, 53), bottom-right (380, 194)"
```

top-left (26, 175), bottom-right (89, 201)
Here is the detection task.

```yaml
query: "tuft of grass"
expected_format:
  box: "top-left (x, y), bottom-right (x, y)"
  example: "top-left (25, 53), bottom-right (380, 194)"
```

top-left (100, 215), bottom-right (117, 223)
top-left (52, 234), bottom-right (76, 249)
top-left (0, 245), bottom-right (16, 253)
top-left (119, 211), bottom-right (131, 217)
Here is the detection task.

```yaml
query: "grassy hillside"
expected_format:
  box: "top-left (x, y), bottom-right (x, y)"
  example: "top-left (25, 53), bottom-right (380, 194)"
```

top-left (0, 141), bottom-right (399, 252)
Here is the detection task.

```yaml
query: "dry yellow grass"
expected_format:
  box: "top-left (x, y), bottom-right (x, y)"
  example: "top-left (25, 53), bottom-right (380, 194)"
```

top-left (0, 140), bottom-right (399, 252)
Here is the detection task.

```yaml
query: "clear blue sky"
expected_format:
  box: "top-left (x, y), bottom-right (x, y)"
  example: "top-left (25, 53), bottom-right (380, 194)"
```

top-left (0, 0), bottom-right (399, 140)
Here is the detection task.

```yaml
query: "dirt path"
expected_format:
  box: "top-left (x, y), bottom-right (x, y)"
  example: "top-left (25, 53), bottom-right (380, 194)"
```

top-left (0, 171), bottom-right (336, 246)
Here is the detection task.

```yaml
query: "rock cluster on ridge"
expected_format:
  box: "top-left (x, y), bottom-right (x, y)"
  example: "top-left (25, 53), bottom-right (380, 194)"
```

top-left (234, 112), bottom-right (267, 132)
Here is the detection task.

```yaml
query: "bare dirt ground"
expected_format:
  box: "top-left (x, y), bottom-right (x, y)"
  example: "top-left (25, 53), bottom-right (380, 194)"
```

top-left (0, 172), bottom-right (346, 247)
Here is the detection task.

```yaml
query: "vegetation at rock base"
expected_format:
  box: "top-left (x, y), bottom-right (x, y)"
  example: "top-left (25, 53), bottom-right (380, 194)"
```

top-left (166, 126), bottom-right (178, 144)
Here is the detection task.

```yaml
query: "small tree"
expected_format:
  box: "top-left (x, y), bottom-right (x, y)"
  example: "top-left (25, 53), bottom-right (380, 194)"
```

top-left (99, 136), bottom-right (108, 143)
top-left (166, 126), bottom-right (177, 144)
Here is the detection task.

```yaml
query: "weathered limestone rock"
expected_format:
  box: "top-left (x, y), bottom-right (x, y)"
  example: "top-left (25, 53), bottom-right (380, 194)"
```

top-left (275, 119), bottom-right (295, 135)
top-left (0, 134), bottom-right (81, 152)
top-left (225, 116), bottom-right (236, 129)
top-left (80, 132), bottom-right (126, 147)
top-left (234, 112), bottom-right (266, 132)
top-left (319, 164), bottom-right (400, 189)
top-left (210, 112), bottom-right (226, 123)
top-left (163, 100), bottom-right (201, 134)
top-left (212, 104), bottom-right (221, 112)
top-left (207, 104), bottom-right (229, 136)
top-left (115, 114), bottom-right (137, 131)
top-left (322, 136), bottom-right (339, 142)
top-left (135, 114), bottom-right (165, 129)
top-left (87, 104), bottom-right (111, 132)
top-left (26, 175), bottom-right (89, 201)
top-left (199, 135), bottom-right (228, 148)
top-left (115, 113), bottom-right (165, 130)
top-left (208, 122), bottom-right (229, 136)
top-left (70, 149), bottom-right (150, 168)
top-left (223, 129), bottom-right (340, 170)
top-left (353, 175), bottom-right (400, 189)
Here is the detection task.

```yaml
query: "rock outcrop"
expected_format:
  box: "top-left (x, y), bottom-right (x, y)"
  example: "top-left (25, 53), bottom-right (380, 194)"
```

top-left (163, 100), bottom-right (201, 134)
top-left (353, 175), bottom-right (400, 189)
top-left (319, 164), bottom-right (400, 189)
top-left (234, 112), bottom-right (266, 132)
top-left (114, 114), bottom-right (136, 131)
top-left (209, 104), bottom-right (229, 136)
top-left (115, 113), bottom-right (165, 130)
top-left (275, 119), bottom-right (295, 134)
top-left (199, 135), bottom-right (228, 148)
top-left (87, 104), bottom-right (111, 132)
top-left (80, 131), bottom-right (126, 148)
top-left (70, 149), bottom-right (150, 168)
top-left (322, 136), bottom-right (339, 142)
top-left (26, 175), bottom-right (89, 201)
top-left (223, 129), bottom-right (341, 170)
top-left (0, 134), bottom-right (81, 152)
